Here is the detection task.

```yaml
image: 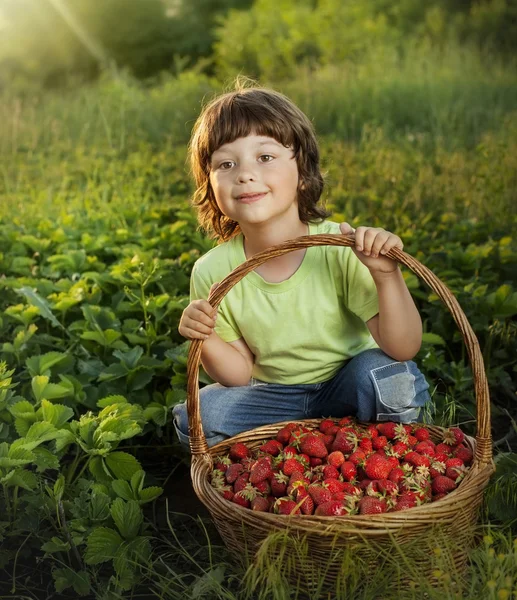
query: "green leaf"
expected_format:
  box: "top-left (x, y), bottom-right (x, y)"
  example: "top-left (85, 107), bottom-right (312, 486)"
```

top-left (105, 451), bottom-right (141, 480)
top-left (52, 568), bottom-right (91, 596)
top-left (421, 333), bottom-right (446, 346)
top-left (32, 447), bottom-right (60, 472)
top-left (139, 486), bottom-right (163, 504)
top-left (96, 395), bottom-right (128, 408)
top-left (84, 527), bottom-right (123, 565)
top-left (42, 536), bottom-right (71, 553)
top-left (88, 492), bottom-right (111, 521)
top-left (32, 375), bottom-right (50, 402)
top-left (54, 429), bottom-right (76, 452)
top-left (54, 474), bottom-right (65, 502)
top-left (2, 469), bottom-right (38, 490)
top-left (41, 399), bottom-right (74, 427)
top-left (26, 352), bottom-right (69, 377)
top-left (143, 404), bottom-right (167, 426)
top-left (17, 286), bottom-right (64, 329)
top-left (8, 400), bottom-right (35, 418)
top-left (113, 346), bottom-right (144, 369)
top-left (112, 479), bottom-right (134, 501)
top-left (88, 456), bottom-right (112, 484)
top-left (110, 498), bottom-right (142, 540)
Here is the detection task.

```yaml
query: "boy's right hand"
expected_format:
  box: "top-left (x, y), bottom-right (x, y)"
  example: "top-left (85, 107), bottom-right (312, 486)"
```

top-left (178, 284), bottom-right (219, 340)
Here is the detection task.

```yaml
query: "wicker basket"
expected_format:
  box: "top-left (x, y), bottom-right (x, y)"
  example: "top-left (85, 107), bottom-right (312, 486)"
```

top-left (185, 233), bottom-right (495, 591)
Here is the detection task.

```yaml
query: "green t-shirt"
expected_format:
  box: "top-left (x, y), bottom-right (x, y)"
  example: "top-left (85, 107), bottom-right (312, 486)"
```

top-left (190, 219), bottom-right (379, 385)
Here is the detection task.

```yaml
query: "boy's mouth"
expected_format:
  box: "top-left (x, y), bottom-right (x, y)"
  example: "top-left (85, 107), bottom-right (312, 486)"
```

top-left (237, 192), bottom-right (267, 204)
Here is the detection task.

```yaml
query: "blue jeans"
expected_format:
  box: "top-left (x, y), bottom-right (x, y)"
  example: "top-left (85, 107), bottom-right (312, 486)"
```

top-left (172, 349), bottom-right (431, 452)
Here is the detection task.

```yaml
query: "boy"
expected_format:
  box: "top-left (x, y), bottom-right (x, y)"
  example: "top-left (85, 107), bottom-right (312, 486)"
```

top-left (173, 83), bottom-right (430, 450)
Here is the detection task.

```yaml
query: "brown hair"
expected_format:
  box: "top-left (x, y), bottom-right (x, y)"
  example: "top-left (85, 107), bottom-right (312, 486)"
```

top-left (188, 80), bottom-right (329, 241)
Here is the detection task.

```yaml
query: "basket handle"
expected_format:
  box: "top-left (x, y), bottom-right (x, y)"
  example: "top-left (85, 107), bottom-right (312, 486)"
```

top-left (186, 233), bottom-right (492, 465)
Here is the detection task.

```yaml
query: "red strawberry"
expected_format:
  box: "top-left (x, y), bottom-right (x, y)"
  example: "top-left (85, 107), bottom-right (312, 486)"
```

top-left (225, 463), bottom-right (244, 484)
top-left (359, 437), bottom-right (373, 453)
top-left (377, 422), bottom-right (397, 440)
top-left (443, 427), bottom-right (465, 446)
top-left (340, 461), bottom-right (357, 481)
top-left (300, 433), bottom-right (328, 458)
top-left (218, 487), bottom-right (234, 501)
top-left (413, 427), bottom-right (431, 442)
top-left (431, 475), bottom-right (457, 495)
top-left (324, 479), bottom-right (346, 494)
top-left (386, 455), bottom-right (400, 470)
top-left (404, 452), bottom-right (430, 468)
top-left (283, 445), bottom-right (298, 457)
top-left (321, 434), bottom-right (335, 451)
top-left (388, 467), bottom-right (405, 485)
top-left (294, 487), bottom-right (315, 515)
top-left (342, 482), bottom-right (361, 496)
top-left (287, 472), bottom-right (310, 496)
top-left (454, 446), bottom-right (473, 465)
top-left (364, 454), bottom-right (392, 480)
top-left (308, 484), bottom-right (333, 506)
top-left (250, 457), bottom-right (273, 484)
top-left (315, 501), bottom-right (348, 516)
top-left (372, 436), bottom-right (388, 451)
top-left (254, 479), bottom-right (271, 495)
top-left (415, 442), bottom-right (436, 457)
top-left (270, 472), bottom-right (289, 497)
top-left (338, 416), bottom-right (354, 427)
top-left (276, 423), bottom-right (299, 445)
top-left (331, 430), bottom-right (357, 454)
top-left (393, 496), bottom-right (416, 511)
top-left (445, 457), bottom-right (464, 470)
top-left (213, 456), bottom-right (232, 473)
top-left (328, 451), bottom-right (345, 468)
top-left (233, 472), bottom-right (250, 493)
top-left (358, 478), bottom-right (373, 490)
top-left (259, 440), bottom-right (283, 456)
top-left (232, 492), bottom-right (250, 508)
top-left (274, 497), bottom-right (301, 515)
top-left (349, 449), bottom-right (367, 466)
top-left (251, 496), bottom-right (270, 512)
top-left (282, 458), bottom-right (305, 477)
top-left (310, 457), bottom-right (324, 467)
top-left (390, 440), bottom-right (408, 458)
top-left (429, 461), bottom-right (446, 479)
top-left (359, 496), bottom-right (387, 514)
top-left (377, 479), bottom-right (398, 496)
top-left (319, 419), bottom-right (336, 434)
top-left (435, 443), bottom-right (453, 456)
top-left (322, 465), bottom-right (339, 480)
top-left (229, 443), bottom-right (250, 461)
top-left (367, 424), bottom-right (379, 438)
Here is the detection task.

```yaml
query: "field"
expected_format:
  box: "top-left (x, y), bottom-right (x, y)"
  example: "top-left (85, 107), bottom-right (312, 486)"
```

top-left (0, 50), bottom-right (516, 598)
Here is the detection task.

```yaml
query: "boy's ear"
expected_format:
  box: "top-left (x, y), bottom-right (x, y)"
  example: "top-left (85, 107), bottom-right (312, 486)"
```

top-left (299, 179), bottom-right (306, 191)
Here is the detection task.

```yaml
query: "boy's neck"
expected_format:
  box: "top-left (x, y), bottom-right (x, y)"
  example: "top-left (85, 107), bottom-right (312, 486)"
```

top-left (240, 219), bottom-right (309, 258)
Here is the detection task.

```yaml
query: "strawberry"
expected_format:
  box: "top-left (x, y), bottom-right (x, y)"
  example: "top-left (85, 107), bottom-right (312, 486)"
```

top-left (431, 475), bottom-right (457, 495)
top-left (377, 422), bottom-right (397, 440)
top-left (322, 465), bottom-right (339, 480)
top-left (331, 430), bottom-right (358, 454)
top-left (377, 479), bottom-right (398, 496)
top-left (392, 496), bottom-right (417, 511)
top-left (359, 437), bottom-right (373, 453)
top-left (435, 443), bottom-right (453, 456)
top-left (218, 487), bottom-right (234, 501)
top-left (294, 487), bottom-right (315, 515)
top-left (254, 479), bottom-right (271, 495)
top-left (310, 457), bottom-right (324, 467)
top-left (270, 471), bottom-right (289, 497)
top-left (390, 440), bottom-right (408, 458)
top-left (342, 482), bottom-right (361, 496)
top-left (404, 451), bottom-right (430, 468)
top-left (453, 446), bottom-right (473, 465)
top-left (327, 451), bottom-right (345, 468)
top-left (232, 491), bottom-right (251, 508)
top-left (283, 445), bottom-right (298, 457)
top-left (338, 416), bottom-right (354, 427)
top-left (315, 500), bottom-right (348, 516)
top-left (276, 423), bottom-right (299, 445)
top-left (413, 427), bottom-right (431, 442)
top-left (250, 457), bottom-right (273, 484)
top-left (367, 424), bottom-right (379, 438)
top-left (213, 456), bottom-right (232, 473)
top-left (229, 442), bottom-right (250, 461)
top-left (388, 467), bottom-right (405, 485)
top-left (443, 427), bottom-right (465, 446)
top-left (287, 472), bottom-right (310, 496)
top-left (415, 442), bottom-right (436, 457)
top-left (406, 435), bottom-right (418, 447)
top-left (233, 472), bottom-right (250, 493)
top-left (429, 461), bottom-right (446, 479)
top-left (340, 461), bottom-right (357, 481)
top-left (308, 484), bottom-right (333, 506)
top-left (372, 436), bottom-right (388, 451)
top-left (319, 418), bottom-right (336, 434)
top-left (274, 497), bottom-right (301, 515)
top-left (359, 496), bottom-right (387, 514)
top-left (321, 434), bottom-right (335, 451)
top-left (364, 454), bottom-right (392, 480)
top-left (445, 457), bottom-right (464, 470)
top-left (259, 440), bottom-right (283, 456)
top-left (251, 496), bottom-right (270, 512)
top-left (349, 449), bottom-right (367, 466)
top-left (225, 463), bottom-right (244, 484)
top-left (324, 479), bottom-right (346, 494)
top-left (386, 455), bottom-right (400, 470)
top-left (445, 463), bottom-right (466, 482)
top-left (300, 433), bottom-right (328, 458)
top-left (358, 478), bottom-right (373, 490)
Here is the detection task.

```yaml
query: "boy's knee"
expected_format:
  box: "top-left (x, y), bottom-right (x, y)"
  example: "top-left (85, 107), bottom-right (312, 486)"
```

top-left (351, 350), bottom-right (430, 423)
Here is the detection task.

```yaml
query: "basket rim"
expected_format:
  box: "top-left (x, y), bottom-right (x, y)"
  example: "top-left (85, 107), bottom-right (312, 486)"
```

top-left (186, 233), bottom-right (492, 466)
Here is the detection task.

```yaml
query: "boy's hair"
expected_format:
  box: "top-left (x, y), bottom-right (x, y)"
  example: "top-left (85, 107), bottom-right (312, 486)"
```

top-left (188, 81), bottom-right (330, 241)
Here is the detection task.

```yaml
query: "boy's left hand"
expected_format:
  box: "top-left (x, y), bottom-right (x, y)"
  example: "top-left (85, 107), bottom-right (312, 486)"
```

top-left (339, 222), bottom-right (402, 273)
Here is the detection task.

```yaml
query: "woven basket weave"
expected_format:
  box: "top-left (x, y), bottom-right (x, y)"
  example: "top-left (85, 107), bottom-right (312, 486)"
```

top-left (185, 233), bottom-right (495, 590)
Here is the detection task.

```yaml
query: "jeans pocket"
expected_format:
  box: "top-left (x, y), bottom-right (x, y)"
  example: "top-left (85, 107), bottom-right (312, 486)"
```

top-left (370, 361), bottom-right (417, 421)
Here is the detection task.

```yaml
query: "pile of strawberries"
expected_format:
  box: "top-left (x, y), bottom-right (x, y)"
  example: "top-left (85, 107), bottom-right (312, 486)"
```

top-left (209, 417), bottom-right (473, 516)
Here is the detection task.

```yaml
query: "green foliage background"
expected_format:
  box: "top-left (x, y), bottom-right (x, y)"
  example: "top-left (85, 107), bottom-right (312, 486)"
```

top-left (0, 1), bottom-right (516, 598)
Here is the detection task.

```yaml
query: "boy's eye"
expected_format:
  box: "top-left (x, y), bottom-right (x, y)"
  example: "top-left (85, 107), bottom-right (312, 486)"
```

top-left (219, 161), bottom-right (234, 170)
top-left (259, 154), bottom-right (274, 162)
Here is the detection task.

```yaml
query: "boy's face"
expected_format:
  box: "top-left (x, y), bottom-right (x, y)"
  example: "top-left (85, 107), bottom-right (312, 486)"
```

top-left (209, 133), bottom-right (300, 229)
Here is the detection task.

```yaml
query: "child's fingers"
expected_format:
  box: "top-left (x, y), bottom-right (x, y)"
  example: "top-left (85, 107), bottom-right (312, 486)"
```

top-left (369, 231), bottom-right (391, 257)
top-left (339, 222), bottom-right (355, 236)
top-left (356, 227), bottom-right (381, 255)
top-left (379, 235), bottom-right (404, 255)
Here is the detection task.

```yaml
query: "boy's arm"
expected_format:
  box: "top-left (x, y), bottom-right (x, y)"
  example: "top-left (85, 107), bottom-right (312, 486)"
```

top-left (366, 268), bottom-right (422, 362)
top-left (200, 333), bottom-right (255, 387)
